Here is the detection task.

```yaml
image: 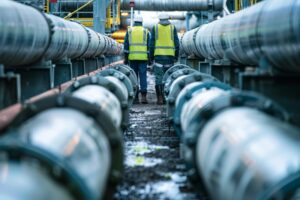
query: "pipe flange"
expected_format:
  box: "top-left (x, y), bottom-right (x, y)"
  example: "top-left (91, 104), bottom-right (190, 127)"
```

top-left (173, 81), bottom-right (231, 136)
top-left (162, 64), bottom-right (191, 85)
top-left (110, 64), bottom-right (138, 95)
top-left (184, 90), bottom-right (290, 147)
top-left (164, 68), bottom-right (198, 97)
top-left (167, 72), bottom-right (218, 122)
top-left (111, 63), bottom-right (138, 81)
top-left (0, 140), bottom-right (92, 200)
top-left (64, 76), bottom-right (130, 129)
top-left (7, 95), bottom-right (124, 186)
top-left (99, 69), bottom-right (134, 106)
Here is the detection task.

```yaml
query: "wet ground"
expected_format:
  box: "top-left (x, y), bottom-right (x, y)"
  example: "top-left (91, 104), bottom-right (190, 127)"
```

top-left (113, 71), bottom-right (207, 200)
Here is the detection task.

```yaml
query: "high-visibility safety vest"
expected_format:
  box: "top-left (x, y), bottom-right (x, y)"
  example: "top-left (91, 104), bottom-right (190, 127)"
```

top-left (128, 26), bottom-right (148, 61)
top-left (154, 24), bottom-right (175, 57)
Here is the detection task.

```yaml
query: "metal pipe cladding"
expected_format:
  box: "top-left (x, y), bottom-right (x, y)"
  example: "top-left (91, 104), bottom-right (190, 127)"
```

top-left (164, 64), bottom-right (300, 200)
top-left (121, 0), bottom-right (224, 11)
top-left (182, 0), bottom-right (300, 73)
top-left (0, 0), bottom-right (123, 67)
top-left (0, 64), bottom-right (138, 199)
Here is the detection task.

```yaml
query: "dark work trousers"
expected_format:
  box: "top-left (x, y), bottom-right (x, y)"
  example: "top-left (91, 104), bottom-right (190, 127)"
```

top-left (129, 60), bottom-right (148, 94)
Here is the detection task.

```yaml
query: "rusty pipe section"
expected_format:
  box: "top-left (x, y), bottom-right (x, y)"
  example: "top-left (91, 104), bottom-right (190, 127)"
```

top-left (121, 0), bottom-right (224, 11)
top-left (181, 0), bottom-right (300, 73)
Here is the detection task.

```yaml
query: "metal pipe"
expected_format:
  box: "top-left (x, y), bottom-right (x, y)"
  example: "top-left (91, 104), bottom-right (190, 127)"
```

top-left (197, 107), bottom-right (300, 200)
top-left (163, 64), bottom-right (300, 199)
top-left (14, 108), bottom-right (112, 199)
top-left (72, 85), bottom-right (122, 127)
top-left (121, 0), bottom-right (224, 11)
top-left (0, 64), bottom-right (137, 198)
top-left (182, 0), bottom-right (300, 73)
top-left (0, 0), bottom-right (50, 66)
top-left (0, 0), bottom-right (123, 67)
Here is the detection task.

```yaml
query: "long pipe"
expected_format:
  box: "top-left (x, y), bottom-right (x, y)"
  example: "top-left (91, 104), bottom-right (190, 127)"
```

top-left (0, 0), bottom-right (123, 67)
top-left (181, 0), bottom-right (300, 73)
top-left (0, 60), bottom-right (123, 133)
top-left (163, 64), bottom-right (300, 200)
top-left (0, 63), bottom-right (137, 199)
top-left (58, 0), bottom-right (224, 11)
top-left (121, 0), bottom-right (224, 11)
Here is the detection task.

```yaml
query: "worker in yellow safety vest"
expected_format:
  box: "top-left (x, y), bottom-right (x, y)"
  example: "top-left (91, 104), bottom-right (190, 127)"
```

top-left (124, 15), bottom-right (151, 104)
top-left (150, 12), bottom-right (180, 105)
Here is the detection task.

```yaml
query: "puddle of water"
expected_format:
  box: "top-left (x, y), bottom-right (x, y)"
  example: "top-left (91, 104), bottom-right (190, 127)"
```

top-left (126, 156), bottom-right (163, 167)
top-left (126, 141), bottom-right (169, 155)
top-left (125, 141), bottom-right (169, 167)
top-left (144, 110), bottom-right (161, 115)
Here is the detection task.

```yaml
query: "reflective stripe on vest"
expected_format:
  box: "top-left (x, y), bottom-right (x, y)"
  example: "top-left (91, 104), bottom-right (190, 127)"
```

top-left (128, 26), bottom-right (148, 61)
top-left (154, 24), bottom-right (175, 56)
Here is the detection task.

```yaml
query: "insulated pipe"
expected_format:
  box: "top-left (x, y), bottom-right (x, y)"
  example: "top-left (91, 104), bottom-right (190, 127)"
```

top-left (0, 162), bottom-right (74, 200)
top-left (45, 14), bottom-right (89, 60)
top-left (0, 66), bottom-right (138, 199)
top-left (0, 0), bottom-right (123, 67)
top-left (182, 0), bottom-right (300, 73)
top-left (72, 85), bottom-right (122, 127)
top-left (0, 0), bottom-right (50, 66)
top-left (121, 0), bottom-right (224, 11)
top-left (164, 65), bottom-right (300, 199)
top-left (98, 69), bottom-right (135, 106)
top-left (0, 96), bottom-right (116, 200)
top-left (14, 108), bottom-right (111, 200)
top-left (0, 70), bottom-right (136, 199)
top-left (197, 108), bottom-right (300, 200)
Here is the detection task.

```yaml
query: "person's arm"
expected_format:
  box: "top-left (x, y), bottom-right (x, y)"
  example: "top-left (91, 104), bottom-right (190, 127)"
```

top-left (149, 26), bottom-right (156, 62)
top-left (123, 30), bottom-right (129, 64)
top-left (173, 26), bottom-right (180, 61)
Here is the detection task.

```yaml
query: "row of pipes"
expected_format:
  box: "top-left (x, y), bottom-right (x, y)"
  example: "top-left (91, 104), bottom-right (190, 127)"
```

top-left (163, 64), bottom-right (300, 200)
top-left (0, 0), bottom-right (123, 68)
top-left (181, 0), bottom-right (300, 73)
top-left (55, 0), bottom-right (224, 11)
top-left (0, 63), bottom-right (138, 200)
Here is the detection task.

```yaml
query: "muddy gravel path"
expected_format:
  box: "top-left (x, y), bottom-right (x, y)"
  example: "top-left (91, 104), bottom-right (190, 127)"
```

top-left (113, 72), bottom-right (207, 200)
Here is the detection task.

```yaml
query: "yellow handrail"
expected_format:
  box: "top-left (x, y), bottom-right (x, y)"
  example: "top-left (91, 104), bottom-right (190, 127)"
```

top-left (64, 0), bottom-right (95, 19)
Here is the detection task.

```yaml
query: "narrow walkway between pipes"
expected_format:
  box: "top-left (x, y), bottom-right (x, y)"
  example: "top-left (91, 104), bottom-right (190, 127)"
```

top-left (113, 71), bottom-right (207, 200)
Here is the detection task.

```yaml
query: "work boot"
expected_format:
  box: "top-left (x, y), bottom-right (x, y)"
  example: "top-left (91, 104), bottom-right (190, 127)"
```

top-left (141, 93), bottom-right (148, 104)
top-left (155, 85), bottom-right (163, 105)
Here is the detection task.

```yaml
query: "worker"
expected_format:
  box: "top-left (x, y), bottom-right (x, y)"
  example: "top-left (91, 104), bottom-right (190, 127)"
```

top-left (150, 12), bottom-right (180, 105)
top-left (124, 15), bottom-right (151, 104)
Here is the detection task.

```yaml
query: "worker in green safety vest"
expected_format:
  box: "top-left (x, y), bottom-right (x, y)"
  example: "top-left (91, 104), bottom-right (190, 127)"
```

top-left (150, 12), bottom-right (180, 105)
top-left (124, 16), bottom-right (151, 104)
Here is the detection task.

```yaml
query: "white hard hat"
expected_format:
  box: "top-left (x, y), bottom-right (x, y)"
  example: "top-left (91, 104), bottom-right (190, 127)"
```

top-left (134, 15), bottom-right (143, 23)
top-left (158, 12), bottom-right (169, 20)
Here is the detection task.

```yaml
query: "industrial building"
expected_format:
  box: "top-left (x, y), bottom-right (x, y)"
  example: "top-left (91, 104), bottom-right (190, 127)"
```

top-left (0, 0), bottom-right (300, 199)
